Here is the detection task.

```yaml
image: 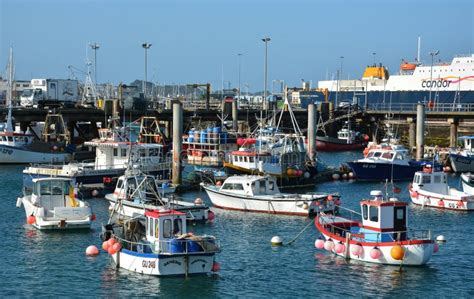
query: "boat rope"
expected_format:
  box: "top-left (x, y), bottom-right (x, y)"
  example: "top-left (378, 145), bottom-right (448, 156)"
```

top-left (286, 218), bottom-right (315, 246)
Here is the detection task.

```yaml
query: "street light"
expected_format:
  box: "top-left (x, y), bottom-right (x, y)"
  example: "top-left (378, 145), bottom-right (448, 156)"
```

top-left (142, 42), bottom-right (152, 98)
top-left (90, 43), bottom-right (100, 86)
top-left (262, 37), bottom-right (271, 116)
top-left (238, 53), bottom-right (243, 102)
top-left (428, 50), bottom-right (439, 102)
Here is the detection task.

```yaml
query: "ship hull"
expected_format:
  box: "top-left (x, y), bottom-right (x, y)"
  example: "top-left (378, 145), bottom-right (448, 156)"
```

top-left (316, 136), bottom-right (367, 152)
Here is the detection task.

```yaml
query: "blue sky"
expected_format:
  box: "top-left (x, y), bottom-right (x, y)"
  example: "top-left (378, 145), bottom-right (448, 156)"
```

top-left (1, 0), bottom-right (473, 91)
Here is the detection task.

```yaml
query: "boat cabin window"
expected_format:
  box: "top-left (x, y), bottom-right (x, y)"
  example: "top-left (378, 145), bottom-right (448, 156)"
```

top-left (113, 148), bottom-right (118, 157)
top-left (433, 175), bottom-right (441, 183)
top-left (162, 218), bottom-right (182, 238)
top-left (362, 204), bottom-right (368, 220)
top-left (396, 208), bottom-right (406, 221)
top-left (222, 183), bottom-right (244, 190)
top-left (394, 153), bottom-right (403, 160)
top-left (8, 136), bottom-right (13, 142)
top-left (36, 180), bottom-right (69, 196)
top-left (366, 152), bottom-right (374, 158)
top-left (373, 152), bottom-right (382, 158)
top-left (369, 206), bottom-right (379, 222)
top-left (116, 179), bottom-right (123, 189)
top-left (381, 152), bottom-right (393, 159)
top-left (422, 176), bottom-right (431, 184)
top-left (163, 219), bottom-right (172, 238)
top-left (268, 181), bottom-right (275, 191)
top-left (249, 156), bottom-right (254, 163)
top-left (149, 148), bottom-right (159, 156)
top-left (121, 148), bottom-right (127, 157)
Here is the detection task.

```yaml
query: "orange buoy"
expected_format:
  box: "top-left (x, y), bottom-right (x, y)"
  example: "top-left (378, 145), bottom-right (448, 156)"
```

top-left (112, 242), bottom-right (122, 253)
top-left (102, 241), bottom-right (110, 251)
top-left (390, 245), bottom-right (405, 260)
top-left (107, 238), bottom-right (117, 247)
top-left (27, 215), bottom-right (36, 225)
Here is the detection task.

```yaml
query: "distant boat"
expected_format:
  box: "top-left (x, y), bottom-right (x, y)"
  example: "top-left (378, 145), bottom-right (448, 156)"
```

top-left (316, 128), bottom-right (368, 152)
top-left (461, 172), bottom-right (474, 194)
top-left (449, 136), bottom-right (474, 173)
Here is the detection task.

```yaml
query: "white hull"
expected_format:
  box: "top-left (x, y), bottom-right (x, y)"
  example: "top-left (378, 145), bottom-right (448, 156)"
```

top-left (461, 173), bottom-right (474, 195)
top-left (112, 250), bottom-right (215, 276)
top-left (0, 145), bottom-right (71, 164)
top-left (410, 188), bottom-right (474, 211)
top-left (105, 194), bottom-right (208, 221)
top-left (20, 196), bottom-right (92, 230)
top-left (202, 186), bottom-right (333, 216)
top-left (319, 231), bottom-right (433, 266)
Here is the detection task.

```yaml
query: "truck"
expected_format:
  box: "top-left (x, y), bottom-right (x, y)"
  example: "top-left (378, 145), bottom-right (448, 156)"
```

top-left (20, 79), bottom-right (79, 108)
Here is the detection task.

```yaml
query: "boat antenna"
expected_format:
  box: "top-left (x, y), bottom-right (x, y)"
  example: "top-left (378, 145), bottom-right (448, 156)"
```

top-left (417, 36), bottom-right (421, 63)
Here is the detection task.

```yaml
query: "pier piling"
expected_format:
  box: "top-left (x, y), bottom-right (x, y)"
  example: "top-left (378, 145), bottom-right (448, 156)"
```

top-left (307, 104), bottom-right (316, 161)
top-left (449, 118), bottom-right (458, 147)
top-left (232, 99), bottom-right (238, 131)
top-left (407, 117), bottom-right (416, 152)
top-left (172, 100), bottom-right (183, 185)
top-left (416, 103), bottom-right (425, 160)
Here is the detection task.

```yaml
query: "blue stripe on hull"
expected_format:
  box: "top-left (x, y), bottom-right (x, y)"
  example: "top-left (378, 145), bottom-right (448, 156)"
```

top-left (346, 161), bottom-right (441, 181)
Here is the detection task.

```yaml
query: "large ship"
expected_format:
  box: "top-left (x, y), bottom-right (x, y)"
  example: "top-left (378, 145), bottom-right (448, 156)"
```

top-left (318, 53), bottom-right (474, 106)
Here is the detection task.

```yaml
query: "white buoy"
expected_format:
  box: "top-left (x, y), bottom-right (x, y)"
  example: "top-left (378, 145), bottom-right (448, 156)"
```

top-left (194, 197), bottom-right (203, 205)
top-left (436, 235), bottom-right (446, 243)
top-left (271, 236), bottom-right (283, 246)
top-left (91, 189), bottom-right (99, 197)
top-left (85, 245), bottom-right (100, 256)
top-left (348, 172), bottom-right (354, 179)
top-left (342, 173), bottom-right (348, 179)
top-left (332, 173), bottom-right (340, 180)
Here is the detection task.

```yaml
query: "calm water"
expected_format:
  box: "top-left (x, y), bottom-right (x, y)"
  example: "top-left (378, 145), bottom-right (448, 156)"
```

top-left (1, 152), bottom-right (474, 297)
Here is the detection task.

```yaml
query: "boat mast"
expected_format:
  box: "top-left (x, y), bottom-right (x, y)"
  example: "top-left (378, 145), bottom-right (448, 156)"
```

top-left (5, 47), bottom-right (14, 133)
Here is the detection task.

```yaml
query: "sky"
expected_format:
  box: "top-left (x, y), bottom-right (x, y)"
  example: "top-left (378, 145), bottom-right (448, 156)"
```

top-left (1, 0), bottom-right (473, 92)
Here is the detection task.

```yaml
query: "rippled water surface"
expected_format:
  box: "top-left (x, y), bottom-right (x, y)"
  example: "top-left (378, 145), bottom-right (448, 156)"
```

top-left (1, 152), bottom-right (474, 297)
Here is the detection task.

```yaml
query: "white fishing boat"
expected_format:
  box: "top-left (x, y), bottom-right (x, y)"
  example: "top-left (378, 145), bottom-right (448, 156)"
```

top-left (315, 190), bottom-right (436, 266)
top-left (449, 136), bottom-right (474, 173)
top-left (200, 175), bottom-right (339, 216)
top-left (461, 173), bottom-right (474, 194)
top-left (409, 166), bottom-right (474, 211)
top-left (105, 169), bottom-right (211, 222)
top-left (16, 177), bottom-right (93, 230)
top-left (101, 209), bottom-right (220, 276)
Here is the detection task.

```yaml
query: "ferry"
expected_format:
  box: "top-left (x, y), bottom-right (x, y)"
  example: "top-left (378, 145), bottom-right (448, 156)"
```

top-left (318, 53), bottom-right (474, 105)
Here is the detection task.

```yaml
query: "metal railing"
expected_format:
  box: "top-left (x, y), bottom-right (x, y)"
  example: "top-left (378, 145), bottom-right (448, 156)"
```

top-left (367, 102), bottom-right (474, 113)
top-left (115, 235), bottom-right (221, 255)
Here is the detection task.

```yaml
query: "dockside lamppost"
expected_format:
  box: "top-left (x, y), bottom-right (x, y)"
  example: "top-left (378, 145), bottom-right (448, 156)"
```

top-left (142, 43), bottom-right (152, 98)
top-left (90, 43), bottom-right (100, 86)
top-left (262, 37), bottom-right (271, 115)
top-left (428, 50), bottom-right (439, 102)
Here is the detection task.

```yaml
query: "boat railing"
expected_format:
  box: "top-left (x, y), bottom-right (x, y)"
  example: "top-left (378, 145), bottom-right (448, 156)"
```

top-left (318, 211), bottom-right (432, 242)
top-left (367, 102), bottom-right (474, 113)
top-left (114, 235), bottom-right (221, 255)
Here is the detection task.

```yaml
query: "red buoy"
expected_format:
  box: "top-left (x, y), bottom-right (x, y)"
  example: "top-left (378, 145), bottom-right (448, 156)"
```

top-left (27, 215), bottom-right (36, 225)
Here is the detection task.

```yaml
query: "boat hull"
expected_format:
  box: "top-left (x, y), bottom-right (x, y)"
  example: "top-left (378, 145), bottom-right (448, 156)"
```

top-left (316, 136), bottom-right (367, 152)
top-left (449, 153), bottom-right (474, 173)
top-left (202, 185), bottom-right (332, 216)
top-left (315, 216), bottom-right (434, 266)
top-left (112, 249), bottom-right (216, 276)
top-left (346, 161), bottom-right (440, 181)
top-left (461, 173), bottom-right (474, 195)
top-left (410, 188), bottom-right (474, 211)
top-left (0, 144), bottom-right (71, 164)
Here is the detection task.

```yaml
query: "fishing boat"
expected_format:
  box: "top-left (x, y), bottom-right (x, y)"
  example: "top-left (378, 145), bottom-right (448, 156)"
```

top-left (200, 175), bottom-right (339, 216)
top-left (105, 169), bottom-right (211, 222)
top-left (0, 48), bottom-right (71, 164)
top-left (346, 146), bottom-right (442, 181)
top-left (409, 166), bottom-right (474, 210)
top-left (101, 209), bottom-right (220, 276)
top-left (16, 177), bottom-right (93, 230)
top-left (461, 173), bottom-right (474, 194)
top-left (22, 127), bottom-right (171, 189)
top-left (316, 128), bottom-right (368, 152)
top-left (449, 136), bottom-right (474, 173)
top-left (315, 190), bottom-right (436, 265)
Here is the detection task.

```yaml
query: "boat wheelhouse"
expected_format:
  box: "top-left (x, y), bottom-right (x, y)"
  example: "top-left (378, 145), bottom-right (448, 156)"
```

top-left (449, 136), bottom-right (474, 173)
top-left (315, 190), bottom-right (436, 265)
top-left (103, 209), bottom-right (220, 276)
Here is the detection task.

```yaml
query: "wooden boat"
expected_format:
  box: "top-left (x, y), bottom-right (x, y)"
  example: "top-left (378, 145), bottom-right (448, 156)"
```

top-left (315, 190), bottom-right (436, 265)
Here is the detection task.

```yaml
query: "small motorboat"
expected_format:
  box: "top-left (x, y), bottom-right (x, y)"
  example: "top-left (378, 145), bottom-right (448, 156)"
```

top-left (17, 177), bottom-right (93, 230)
top-left (316, 128), bottom-right (368, 152)
top-left (461, 172), bottom-right (474, 195)
top-left (409, 166), bottom-right (474, 211)
top-left (449, 136), bottom-right (474, 173)
top-left (105, 169), bottom-right (211, 222)
top-left (200, 175), bottom-right (339, 216)
top-left (101, 209), bottom-right (220, 276)
top-left (346, 145), bottom-right (442, 181)
top-left (315, 190), bottom-right (436, 266)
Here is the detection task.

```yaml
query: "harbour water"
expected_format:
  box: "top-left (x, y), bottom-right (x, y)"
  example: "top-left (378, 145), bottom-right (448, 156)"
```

top-left (2, 152), bottom-right (474, 297)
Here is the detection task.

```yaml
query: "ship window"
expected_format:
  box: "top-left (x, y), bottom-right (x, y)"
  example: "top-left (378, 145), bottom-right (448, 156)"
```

top-left (249, 156), bottom-right (254, 163)
top-left (362, 204), bottom-right (368, 220)
top-left (433, 175), bottom-right (441, 183)
top-left (173, 218), bottom-right (182, 235)
top-left (222, 183), bottom-right (244, 190)
top-left (163, 219), bottom-right (172, 238)
top-left (268, 181), bottom-right (275, 191)
top-left (381, 152), bottom-right (393, 159)
top-left (369, 206), bottom-right (379, 222)
top-left (113, 148), bottom-right (118, 156)
top-left (373, 152), bottom-right (382, 158)
top-left (396, 208), bottom-right (405, 221)
top-left (367, 152), bottom-right (374, 158)
top-left (8, 136), bottom-right (13, 141)
top-left (414, 175), bottom-right (420, 184)
top-left (422, 176), bottom-right (431, 184)
top-left (121, 149), bottom-right (127, 157)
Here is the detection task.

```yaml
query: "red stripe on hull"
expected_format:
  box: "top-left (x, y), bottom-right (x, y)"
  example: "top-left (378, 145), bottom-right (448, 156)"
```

top-left (316, 140), bottom-right (367, 152)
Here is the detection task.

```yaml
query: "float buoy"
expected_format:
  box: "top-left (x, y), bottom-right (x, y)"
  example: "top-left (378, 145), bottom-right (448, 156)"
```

top-left (438, 199), bottom-right (445, 207)
top-left (315, 238), bottom-right (325, 249)
top-left (436, 235), bottom-right (446, 243)
top-left (91, 213), bottom-right (96, 221)
top-left (334, 242), bottom-right (345, 254)
top-left (390, 245), bottom-right (405, 260)
top-left (91, 189), bottom-right (99, 197)
top-left (370, 247), bottom-right (382, 259)
top-left (102, 241), bottom-right (110, 251)
top-left (351, 244), bottom-right (363, 256)
top-left (332, 173), bottom-right (340, 180)
top-left (194, 198), bottom-right (203, 205)
top-left (271, 236), bottom-right (283, 246)
top-left (304, 172), bottom-right (311, 179)
top-left (211, 262), bottom-right (221, 272)
top-left (112, 242), bottom-right (122, 253)
top-left (324, 239), bottom-right (334, 251)
top-left (86, 245), bottom-right (100, 256)
top-left (457, 200), bottom-right (464, 208)
top-left (27, 215), bottom-right (36, 225)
